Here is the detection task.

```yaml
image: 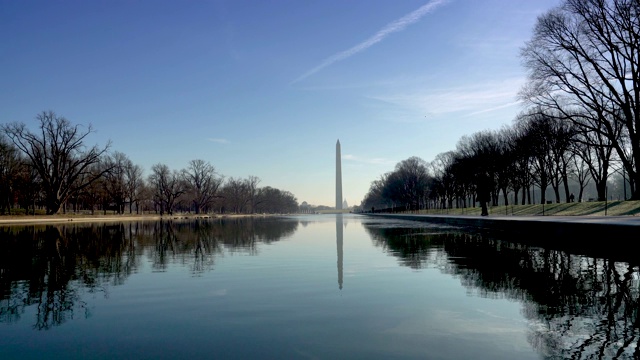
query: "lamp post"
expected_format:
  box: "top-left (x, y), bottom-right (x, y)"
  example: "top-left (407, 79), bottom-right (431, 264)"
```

top-left (605, 185), bottom-right (608, 216)
top-left (623, 165), bottom-right (627, 200)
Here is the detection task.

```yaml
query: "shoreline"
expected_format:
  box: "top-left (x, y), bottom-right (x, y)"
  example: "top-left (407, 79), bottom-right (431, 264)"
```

top-left (366, 213), bottom-right (640, 263)
top-left (366, 212), bottom-right (640, 225)
top-left (2, 211), bottom-right (640, 226)
top-left (0, 213), bottom-right (279, 226)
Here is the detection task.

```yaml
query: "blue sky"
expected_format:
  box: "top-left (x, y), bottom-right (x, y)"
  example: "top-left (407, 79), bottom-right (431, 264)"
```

top-left (1, 0), bottom-right (560, 207)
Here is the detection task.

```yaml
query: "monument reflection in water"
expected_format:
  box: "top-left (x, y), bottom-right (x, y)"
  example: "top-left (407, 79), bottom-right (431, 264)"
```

top-left (1, 215), bottom-right (639, 359)
top-left (336, 214), bottom-right (343, 290)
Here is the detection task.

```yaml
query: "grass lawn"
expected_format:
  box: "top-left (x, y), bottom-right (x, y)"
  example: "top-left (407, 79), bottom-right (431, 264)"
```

top-left (409, 200), bottom-right (640, 216)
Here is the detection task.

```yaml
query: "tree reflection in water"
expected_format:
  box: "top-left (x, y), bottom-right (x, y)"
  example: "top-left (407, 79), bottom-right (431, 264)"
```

top-left (0, 224), bottom-right (132, 329)
top-left (364, 224), bottom-right (640, 359)
top-left (0, 217), bottom-right (297, 329)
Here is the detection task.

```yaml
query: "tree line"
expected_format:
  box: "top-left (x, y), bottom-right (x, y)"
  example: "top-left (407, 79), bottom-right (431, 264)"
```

top-left (361, 0), bottom-right (639, 214)
top-left (1, 111), bottom-right (298, 215)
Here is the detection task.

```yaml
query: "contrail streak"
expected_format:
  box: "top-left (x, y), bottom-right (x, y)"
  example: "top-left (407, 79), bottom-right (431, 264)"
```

top-left (292, 0), bottom-right (448, 84)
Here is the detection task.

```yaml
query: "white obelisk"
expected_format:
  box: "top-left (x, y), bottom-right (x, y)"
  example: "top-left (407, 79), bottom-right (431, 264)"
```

top-left (336, 140), bottom-right (343, 210)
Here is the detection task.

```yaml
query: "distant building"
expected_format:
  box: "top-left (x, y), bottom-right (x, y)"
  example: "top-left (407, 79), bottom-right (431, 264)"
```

top-left (342, 199), bottom-right (348, 209)
top-left (299, 201), bottom-right (312, 214)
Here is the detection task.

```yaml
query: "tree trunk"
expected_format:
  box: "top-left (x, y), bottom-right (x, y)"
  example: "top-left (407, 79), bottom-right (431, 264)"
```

top-left (552, 185), bottom-right (560, 203)
top-left (631, 171), bottom-right (640, 200)
top-left (480, 200), bottom-right (488, 216)
top-left (562, 174), bottom-right (570, 203)
top-left (45, 197), bottom-right (62, 215)
top-left (578, 186), bottom-right (584, 203)
top-left (539, 183), bottom-right (548, 204)
top-left (595, 179), bottom-right (607, 202)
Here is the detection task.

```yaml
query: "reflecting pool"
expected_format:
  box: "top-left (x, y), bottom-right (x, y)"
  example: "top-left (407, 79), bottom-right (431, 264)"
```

top-left (1, 214), bottom-right (639, 359)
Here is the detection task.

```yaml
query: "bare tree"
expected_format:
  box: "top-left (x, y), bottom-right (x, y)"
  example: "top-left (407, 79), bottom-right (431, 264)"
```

top-left (247, 175), bottom-right (262, 213)
top-left (148, 163), bottom-right (185, 215)
top-left (521, 0), bottom-right (640, 199)
top-left (456, 131), bottom-right (502, 212)
top-left (569, 140), bottom-right (592, 202)
top-left (221, 177), bottom-right (251, 213)
top-left (182, 159), bottom-right (223, 214)
top-left (494, 128), bottom-right (517, 206)
top-left (518, 111), bottom-right (555, 204)
top-left (254, 187), bottom-right (299, 213)
top-left (546, 117), bottom-right (574, 203)
top-left (430, 152), bottom-right (457, 209)
top-left (360, 173), bottom-right (392, 211)
top-left (360, 157), bottom-right (431, 212)
top-left (103, 152), bottom-right (129, 214)
top-left (79, 162), bottom-right (109, 215)
top-left (505, 124), bottom-right (534, 205)
top-left (572, 114), bottom-right (618, 201)
top-left (2, 111), bottom-right (111, 214)
top-left (0, 136), bottom-right (22, 214)
top-left (390, 157), bottom-right (431, 210)
top-left (14, 162), bottom-right (41, 214)
top-left (125, 161), bottom-right (144, 214)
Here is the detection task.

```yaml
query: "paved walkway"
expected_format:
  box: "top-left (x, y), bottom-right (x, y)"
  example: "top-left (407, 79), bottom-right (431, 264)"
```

top-left (0, 214), bottom-right (268, 225)
top-left (367, 213), bottom-right (640, 226)
top-left (373, 213), bottom-right (640, 226)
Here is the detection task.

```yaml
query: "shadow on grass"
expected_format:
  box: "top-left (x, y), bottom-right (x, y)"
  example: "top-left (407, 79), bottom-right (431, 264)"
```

top-left (621, 208), bottom-right (640, 215)
top-left (566, 202), bottom-right (606, 215)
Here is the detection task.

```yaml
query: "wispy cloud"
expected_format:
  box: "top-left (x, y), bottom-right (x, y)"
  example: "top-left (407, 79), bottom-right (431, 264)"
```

top-left (208, 138), bottom-right (230, 144)
top-left (367, 77), bottom-right (525, 120)
top-left (466, 100), bottom-right (521, 117)
top-left (343, 154), bottom-right (394, 166)
top-left (292, 0), bottom-right (449, 84)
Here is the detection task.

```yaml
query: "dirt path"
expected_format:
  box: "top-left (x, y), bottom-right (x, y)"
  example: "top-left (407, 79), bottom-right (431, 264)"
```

top-left (0, 213), bottom-right (261, 225)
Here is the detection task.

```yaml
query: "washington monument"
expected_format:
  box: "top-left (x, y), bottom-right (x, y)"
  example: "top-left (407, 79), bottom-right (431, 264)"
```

top-left (336, 139), bottom-right (343, 210)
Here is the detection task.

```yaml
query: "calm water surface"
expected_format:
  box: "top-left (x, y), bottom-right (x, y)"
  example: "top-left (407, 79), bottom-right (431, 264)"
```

top-left (1, 214), bottom-right (639, 359)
